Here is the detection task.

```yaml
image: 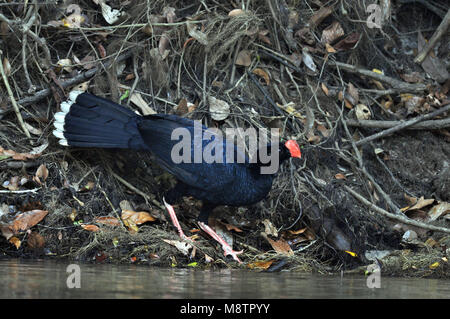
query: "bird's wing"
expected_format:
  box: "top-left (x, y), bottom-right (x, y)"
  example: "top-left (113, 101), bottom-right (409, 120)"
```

top-left (137, 114), bottom-right (248, 190)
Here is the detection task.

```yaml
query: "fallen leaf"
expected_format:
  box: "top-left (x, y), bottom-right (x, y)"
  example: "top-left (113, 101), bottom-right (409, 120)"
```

top-left (252, 68), bottom-right (270, 85)
top-left (325, 43), bottom-right (336, 53)
top-left (277, 102), bottom-right (304, 119)
top-left (9, 210), bottom-right (48, 234)
top-left (288, 227), bottom-right (307, 235)
top-left (24, 123), bottom-right (43, 136)
top-left (162, 239), bottom-right (192, 255)
top-left (48, 4), bottom-right (85, 28)
top-left (94, 216), bottom-right (121, 226)
top-left (208, 96), bottom-right (230, 121)
top-left (175, 98), bottom-right (189, 116)
top-left (228, 9), bottom-right (246, 17)
top-left (321, 21), bottom-right (344, 44)
top-left (335, 173), bottom-right (346, 180)
top-left (427, 202), bottom-right (450, 221)
top-left (2, 58), bottom-right (11, 76)
top-left (235, 50), bottom-right (252, 66)
top-left (347, 83), bottom-right (359, 105)
top-left (407, 197), bottom-right (434, 211)
top-left (81, 224), bottom-right (100, 232)
top-left (302, 49), bottom-right (317, 73)
top-left (247, 260), bottom-right (275, 270)
top-left (130, 93), bottom-right (156, 115)
top-left (262, 219), bottom-right (278, 237)
top-left (429, 262), bottom-right (440, 269)
top-left (34, 164), bottom-right (49, 185)
top-left (334, 32), bottom-right (360, 51)
top-left (321, 82), bottom-right (330, 96)
top-left (355, 104), bottom-right (371, 120)
top-left (27, 231), bottom-right (45, 250)
top-left (94, 0), bottom-right (122, 24)
top-left (9, 236), bottom-right (21, 249)
top-left (265, 236), bottom-right (294, 256)
top-left (121, 209), bottom-right (156, 232)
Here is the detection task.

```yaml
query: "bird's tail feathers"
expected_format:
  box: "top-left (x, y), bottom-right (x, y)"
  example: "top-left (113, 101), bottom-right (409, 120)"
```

top-left (53, 91), bottom-right (145, 149)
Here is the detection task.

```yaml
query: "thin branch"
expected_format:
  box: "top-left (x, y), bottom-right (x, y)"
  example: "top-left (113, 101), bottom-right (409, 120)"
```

top-left (345, 186), bottom-right (450, 234)
top-left (0, 50), bottom-right (31, 139)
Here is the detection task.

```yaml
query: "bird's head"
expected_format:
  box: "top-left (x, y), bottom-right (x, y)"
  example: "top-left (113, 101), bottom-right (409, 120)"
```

top-left (281, 139), bottom-right (301, 160)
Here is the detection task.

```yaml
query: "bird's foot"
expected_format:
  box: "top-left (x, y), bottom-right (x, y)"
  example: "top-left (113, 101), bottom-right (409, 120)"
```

top-left (198, 222), bottom-right (243, 264)
top-left (162, 197), bottom-right (195, 242)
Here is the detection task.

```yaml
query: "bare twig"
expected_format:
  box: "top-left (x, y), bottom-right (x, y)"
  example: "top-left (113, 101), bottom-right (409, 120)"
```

top-left (10, 50), bottom-right (134, 109)
top-left (0, 50), bottom-right (31, 139)
top-left (414, 8), bottom-right (450, 64)
top-left (331, 61), bottom-right (427, 93)
top-left (346, 117), bottom-right (450, 130)
top-left (345, 186), bottom-right (450, 234)
top-left (348, 103), bottom-right (450, 148)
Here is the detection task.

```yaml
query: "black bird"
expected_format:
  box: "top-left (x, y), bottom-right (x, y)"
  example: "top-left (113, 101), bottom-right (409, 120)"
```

top-left (53, 91), bottom-right (301, 262)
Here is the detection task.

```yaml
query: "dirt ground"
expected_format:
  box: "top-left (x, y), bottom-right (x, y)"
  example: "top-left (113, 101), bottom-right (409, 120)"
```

top-left (0, 0), bottom-right (449, 277)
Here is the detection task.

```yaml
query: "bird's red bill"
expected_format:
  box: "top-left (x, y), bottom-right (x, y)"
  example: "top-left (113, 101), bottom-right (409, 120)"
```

top-left (285, 140), bottom-right (301, 158)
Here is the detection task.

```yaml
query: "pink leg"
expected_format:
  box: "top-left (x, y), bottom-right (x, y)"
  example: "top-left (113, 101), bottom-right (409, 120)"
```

top-left (163, 197), bottom-right (192, 241)
top-left (198, 222), bottom-right (243, 264)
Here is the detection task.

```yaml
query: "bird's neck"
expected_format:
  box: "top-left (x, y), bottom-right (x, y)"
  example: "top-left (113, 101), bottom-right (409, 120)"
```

top-left (247, 144), bottom-right (289, 176)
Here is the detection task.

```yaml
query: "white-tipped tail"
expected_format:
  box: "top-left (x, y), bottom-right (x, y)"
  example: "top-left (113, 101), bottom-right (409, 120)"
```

top-left (53, 90), bottom-right (83, 147)
top-left (69, 90), bottom-right (83, 102)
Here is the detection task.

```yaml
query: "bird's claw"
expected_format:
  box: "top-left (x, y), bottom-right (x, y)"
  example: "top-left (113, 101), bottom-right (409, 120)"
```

top-left (222, 245), bottom-right (243, 263)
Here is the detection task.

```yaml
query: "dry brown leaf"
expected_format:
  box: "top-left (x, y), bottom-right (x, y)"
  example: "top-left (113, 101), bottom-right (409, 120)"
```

top-left (162, 239), bottom-right (192, 255)
top-left (27, 231), bottom-right (45, 250)
top-left (288, 227), bottom-right (307, 235)
top-left (94, 216), bottom-right (121, 226)
top-left (335, 173), bottom-right (346, 180)
top-left (407, 197), bottom-right (435, 211)
top-left (228, 9), bottom-right (246, 17)
top-left (265, 237), bottom-right (294, 256)
top-left (321, 21), bottom-right (344, 44)
top-left (0, 144), bottom-right (47, 161)
top-left (347, 83), bottom-right (359, 105)
top-left (34, 164), bottom-right (49, 185)
top-left (316, 124), bottom-right (330, 137)
top-left (235, 50), bottom-right (252, 66)
top-left (217, 220), bottom-right (243, 232)
top-left (334, 32), bottom-right (360, 51)
top-left (121, 209), bottom-right (156, 232)
top-left (3, 58), bottom-right (11, 77)
top-left (321, 82), bottom-right (330, 96)
top-left (176, 98), bottom-right (189, 115)
top-left (427, 202), bottom-right (450, 221)
top-left (9, 236), bottom-right (21, 249)
top-left (247, 260), bottom-right (275, 270)
top-left (262, 219), bottom-right (278, 237)
top-left (9, 210), bottom-right (48, 234)
top-left (81, 224), bottom-right (100, 232)
top-left (208, 96), bottom-right (230, 121)
top-left (122, 210), bottom-right (156, 224)
top-left (252, 68), bottom-right (270, 85)
top-left (325, 43), bottom-right (336, 53)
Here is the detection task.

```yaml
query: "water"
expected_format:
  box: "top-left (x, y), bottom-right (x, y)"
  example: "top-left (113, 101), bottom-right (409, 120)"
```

top-left (0, 259), bottom-right (449, 298)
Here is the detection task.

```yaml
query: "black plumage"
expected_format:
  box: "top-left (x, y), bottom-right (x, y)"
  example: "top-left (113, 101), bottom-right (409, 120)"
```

top-left (54, 92), bottom-right (301, 261)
